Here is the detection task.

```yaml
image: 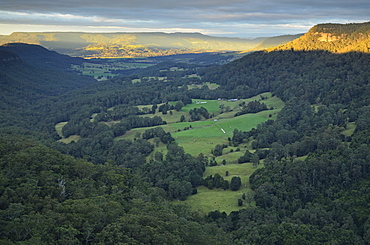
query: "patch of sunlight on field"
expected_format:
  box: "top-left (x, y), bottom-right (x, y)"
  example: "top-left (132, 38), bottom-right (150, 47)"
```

top-left (215, 150), bottom-right (246, 164)
top-left (295, 155), bottom-right (308, 161)
top-left (59, 135), bottom-right (81, 144)
top-left (55, 122), bottom-right (68, 137)
top-left (342, 122), bottom-right (356, 137)
top-left (55, 121), bottom-right (81, 143)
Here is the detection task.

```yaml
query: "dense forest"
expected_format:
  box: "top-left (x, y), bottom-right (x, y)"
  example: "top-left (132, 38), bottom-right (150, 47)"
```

top-left (1, 22), bottom-right (370, 244)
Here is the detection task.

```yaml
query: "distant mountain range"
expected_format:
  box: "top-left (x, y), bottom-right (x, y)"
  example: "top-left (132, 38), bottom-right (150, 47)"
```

top-left (269, 21), bottom-right (370, 53)
top-left (0, 32), bottom-right (301, 58)
top-left (1, 21), bottom-right (368, 59)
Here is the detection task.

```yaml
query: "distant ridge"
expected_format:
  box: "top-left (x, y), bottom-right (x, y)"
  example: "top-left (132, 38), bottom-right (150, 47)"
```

top-left (268, 21), bottom-right (370, 53)
top-left (251, 34), bottom-right (303, 50)
top-left (0, 32), bottom-right (298, 58)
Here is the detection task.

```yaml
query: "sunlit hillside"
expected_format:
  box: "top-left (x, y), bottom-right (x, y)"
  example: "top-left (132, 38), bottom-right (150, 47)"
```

top-left (269, 21), bottom-right (370, 53)
top-left (0, 32), bottom-right (298, 58)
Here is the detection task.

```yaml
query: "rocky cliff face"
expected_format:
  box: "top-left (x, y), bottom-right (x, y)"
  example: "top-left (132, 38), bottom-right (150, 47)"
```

top-left (268, 21), bottom-right (370, 53)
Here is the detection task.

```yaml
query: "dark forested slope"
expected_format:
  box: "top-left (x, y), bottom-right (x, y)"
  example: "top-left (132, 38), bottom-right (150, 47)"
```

top-left (0, 45), bottom-right (96, 137)
top-left (0, 43), bottom-right (85, 70)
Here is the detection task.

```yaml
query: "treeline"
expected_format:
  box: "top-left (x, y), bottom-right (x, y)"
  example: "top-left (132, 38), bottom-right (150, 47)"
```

top-left (62, 114), bottom-right (165, 138)
top-left (141, 127), bottom-right (175, 144)
top-left (203, 174), bottom-right (242, 191)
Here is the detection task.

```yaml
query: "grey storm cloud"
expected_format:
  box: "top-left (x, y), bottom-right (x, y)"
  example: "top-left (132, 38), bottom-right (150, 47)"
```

top-left (0, 0), bottom-right (369, 37)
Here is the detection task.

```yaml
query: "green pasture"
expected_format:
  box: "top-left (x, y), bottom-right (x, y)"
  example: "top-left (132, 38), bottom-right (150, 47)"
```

top-left (55, 122), bottom-right (68, 137)
top-left (215, 150), bottom-right (246, 164)
top-left (59, 135), bottom-right (81, 144)
top-left (120, 109), bottom-right (275, 157)
top-left (169, 110), bottom-right (277, 156)
top-left (183, 163), bottom-right (260, 214)
top-left (182, 100), bottom-right (220, 113)
top-left (182, 92), bottom-right (284, 114)
top-left (295, 155), bottom-right (308, 161)
top-left (55, 121), bottom-right (81, 143)
top-left (342, 122), bottom-right (356, 137)
top-left (120, 93), bottom-right (284, 156)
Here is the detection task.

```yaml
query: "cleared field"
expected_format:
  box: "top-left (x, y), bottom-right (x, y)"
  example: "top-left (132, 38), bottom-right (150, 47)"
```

top-left (55, 122), bottom-right (68, 137)
top-left (121, 93), bottom-right (284, 156)
top-left (183, 162), bottom-right (260, 214)
top-left (182, 100), bottom-right (220, 113)
top-left (55, 121), bottom-right (81, 143)
top-left (59, 135), bottom-right (81, 144)
top-left (215, 150), bottom-right (246, 164)
top-left (342, 122), bottom-right (356, 137)
top-left (169, 109), bottom-right (278, 156)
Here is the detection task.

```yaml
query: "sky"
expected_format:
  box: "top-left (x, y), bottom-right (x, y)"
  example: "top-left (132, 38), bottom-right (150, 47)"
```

top-left (0, 0), bottom-right (369, 38)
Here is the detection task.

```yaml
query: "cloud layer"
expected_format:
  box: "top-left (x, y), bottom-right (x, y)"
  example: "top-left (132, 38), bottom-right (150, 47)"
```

top-left (1, 0), bottom-right (369, 37)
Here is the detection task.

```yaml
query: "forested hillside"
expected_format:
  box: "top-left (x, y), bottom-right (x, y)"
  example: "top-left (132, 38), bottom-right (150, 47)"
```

top-left (0, 46), bottom-right (96, 136)
top-left (0, 43), bottom-right (85, 70)
top-left (199, 49), bottom-right (370, 243)
top-left (1, 22), bottom-right (370, 244)
top-left (0, 136), bottom-right (230, 244)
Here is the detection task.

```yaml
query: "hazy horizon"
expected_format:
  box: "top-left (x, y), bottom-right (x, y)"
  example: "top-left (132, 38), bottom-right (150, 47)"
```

top-left (0, 0), bottom-right (369, 38)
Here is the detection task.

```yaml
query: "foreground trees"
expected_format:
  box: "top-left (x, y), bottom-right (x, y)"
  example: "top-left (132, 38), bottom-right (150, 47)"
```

top-left (0, 136), bottom-right (231, 244)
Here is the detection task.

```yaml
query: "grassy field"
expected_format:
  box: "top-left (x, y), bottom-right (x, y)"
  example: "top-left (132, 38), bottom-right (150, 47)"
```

top-left (59, 135), bottom-right (81, 144)
top-left (183, 162), bottom-right (261, 214)
top-left (121, 92), bottom-right (284, 156)
top-left (121, 109), bottom-right (277, 157)
top-left (55, 122), bottom-right (81, 143)
top-left (169, 110), bottom-right (275, 156)
top-left (215, 150), bottom-right (246, 164)
top-left (342, 122), bottom-right (356, 137)
top-left (55, 122), bottom-right (67, 137)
